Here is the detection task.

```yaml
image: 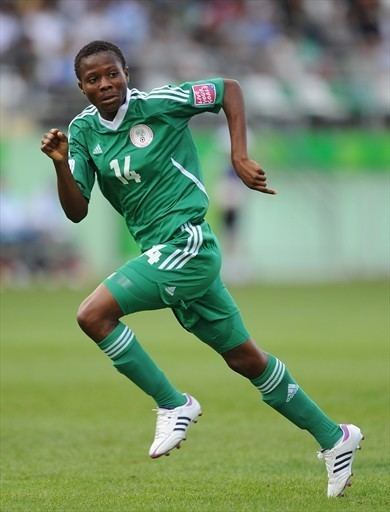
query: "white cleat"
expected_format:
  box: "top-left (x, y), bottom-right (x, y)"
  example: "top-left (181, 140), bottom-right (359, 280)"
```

top-left (318, 424), bottom-right (364, 497)
top-left (149, 394), bottom-right (202, 459)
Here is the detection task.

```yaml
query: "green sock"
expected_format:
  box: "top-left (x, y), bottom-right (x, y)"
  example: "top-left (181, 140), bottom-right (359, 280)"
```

top-left (97, 322), bottom-right (186, 409)
top-left (251, 354), bottom-right (342, 449)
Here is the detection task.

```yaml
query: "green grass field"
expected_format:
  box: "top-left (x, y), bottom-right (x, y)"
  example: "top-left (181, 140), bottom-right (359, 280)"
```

top-left (1, 282), bottom-right (389, 512)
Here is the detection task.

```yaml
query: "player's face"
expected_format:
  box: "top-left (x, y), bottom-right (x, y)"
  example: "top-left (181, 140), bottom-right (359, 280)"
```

top-left (78, 51), bottom-right (129, 120)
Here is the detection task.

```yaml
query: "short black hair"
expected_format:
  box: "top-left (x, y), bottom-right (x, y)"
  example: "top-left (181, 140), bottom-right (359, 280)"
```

top-left (74, 40), bottom-right (126, 80)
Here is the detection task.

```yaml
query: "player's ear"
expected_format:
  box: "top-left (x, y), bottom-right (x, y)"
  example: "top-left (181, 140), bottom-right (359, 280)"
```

top-left (124, 66), bottom-right (129, 82)
top-left (78, 81), bottom-right (85, 94)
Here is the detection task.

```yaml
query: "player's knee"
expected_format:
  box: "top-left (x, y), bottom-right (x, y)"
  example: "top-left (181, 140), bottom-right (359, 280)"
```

top-left (77, 286), bottom-right (123, 340)
top-left (76, 295), bottom-right (122, 342)
top-left (224, 355), bottom-right (244, 374)
top-left (225, 353), bottom-right (254, 375)
top-left (222, 340), bottom-right (267, 379)
top-left (76, 296), bottom-right (116, 339)
top-left (76, 297), bottom-right (98, 335)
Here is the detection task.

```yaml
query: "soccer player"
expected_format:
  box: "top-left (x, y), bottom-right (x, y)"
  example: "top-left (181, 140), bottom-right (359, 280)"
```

top-left (41, 41), bottom-right (362, 497)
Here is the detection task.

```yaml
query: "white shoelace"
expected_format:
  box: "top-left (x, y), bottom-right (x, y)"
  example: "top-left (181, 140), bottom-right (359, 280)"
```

top-left (153, 408), bottom-right (175, 439)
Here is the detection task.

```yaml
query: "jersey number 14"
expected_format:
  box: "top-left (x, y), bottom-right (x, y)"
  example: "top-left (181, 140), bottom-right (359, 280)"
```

top-left (110, 156), bottom-right (141, 184)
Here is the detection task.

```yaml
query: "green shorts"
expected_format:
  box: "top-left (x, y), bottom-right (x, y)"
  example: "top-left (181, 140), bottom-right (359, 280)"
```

top-left (103, 221), bottom-right (250, 353)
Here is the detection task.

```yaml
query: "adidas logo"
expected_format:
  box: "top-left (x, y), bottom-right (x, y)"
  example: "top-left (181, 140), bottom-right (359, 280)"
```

top-left (92, 144), bottom-right (103, 155)
top-left (286, 384), bottom-right (299, 402)
top-left (165, 286), bottom-right (176, 296)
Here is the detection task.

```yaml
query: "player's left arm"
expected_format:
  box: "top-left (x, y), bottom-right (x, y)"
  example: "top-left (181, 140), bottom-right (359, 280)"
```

top-left (222, 79), bottom-right (276, 195)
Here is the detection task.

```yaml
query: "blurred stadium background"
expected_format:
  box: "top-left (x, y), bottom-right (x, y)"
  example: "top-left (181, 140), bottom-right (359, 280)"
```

top-left (1, 2), bottom-right (389, 510)
top-left (0, 0), bottom-right (389, 284)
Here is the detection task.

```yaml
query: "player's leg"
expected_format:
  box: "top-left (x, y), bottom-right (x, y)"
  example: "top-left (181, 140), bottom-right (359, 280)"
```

top-left (76, 278), bottom-right (186, 410)
top-left (176, 275), bottom-right (343, 446)
top-left (221, 338), bottom-right (363, 497)
top-left (176, 275), bottom-right (362, 496)
top-left (128, 221), bottom-right (223, 457)
top-left (96, 247), bottom-right (208, 458)
top-left (221, 338), bottom-right (343, 449)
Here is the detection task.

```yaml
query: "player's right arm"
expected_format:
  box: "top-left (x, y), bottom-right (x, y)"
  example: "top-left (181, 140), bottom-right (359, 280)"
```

top-left (41, 128), bottom-right (88, 222)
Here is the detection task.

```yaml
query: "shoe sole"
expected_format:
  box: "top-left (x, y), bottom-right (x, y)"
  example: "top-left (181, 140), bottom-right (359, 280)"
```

top-left (336, 433), bottom-right (365, 497)
top-left (151, 412), bottom-right (202, 459)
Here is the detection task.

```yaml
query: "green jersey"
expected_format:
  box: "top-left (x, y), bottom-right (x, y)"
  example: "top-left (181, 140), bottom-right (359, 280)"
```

top-left (68, 78), bottom-right (224, 251)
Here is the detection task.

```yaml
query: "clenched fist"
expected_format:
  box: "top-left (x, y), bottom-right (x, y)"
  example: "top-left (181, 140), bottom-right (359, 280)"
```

top-left (41, 128), bottom-right (68, 162)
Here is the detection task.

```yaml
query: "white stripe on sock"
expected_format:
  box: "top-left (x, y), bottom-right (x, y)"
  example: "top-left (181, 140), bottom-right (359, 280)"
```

top-left (109, 331), bottom-right (134, 359)
top-left (257, 359), bottom-right (282, 391)
top-left (103, 328), bottom-right (132, 357)
top-left (261, 363), bottom-right (286, 394)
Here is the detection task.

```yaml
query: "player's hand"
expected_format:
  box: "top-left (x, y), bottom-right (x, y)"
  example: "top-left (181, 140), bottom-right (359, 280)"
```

top-left (233, 157), bottom-right (276, 194)
top-left (41, 128), bottom-right (69, 162)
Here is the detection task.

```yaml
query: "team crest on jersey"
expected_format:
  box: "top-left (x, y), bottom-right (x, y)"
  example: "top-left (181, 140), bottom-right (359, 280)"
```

top-left (192, 84), bottom-right (216, 106)
top-left (129, 124), bottom-right (154, 148)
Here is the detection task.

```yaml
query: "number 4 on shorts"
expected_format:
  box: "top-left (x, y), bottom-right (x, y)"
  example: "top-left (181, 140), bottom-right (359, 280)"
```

top-left (144, 245), bottom-right (166, 264)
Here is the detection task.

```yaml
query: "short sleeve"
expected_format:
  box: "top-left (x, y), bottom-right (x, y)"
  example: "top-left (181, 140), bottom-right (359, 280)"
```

top-left (67, 121), bottom-right (95, 201)
top-left (161, 78), bottom-right (225, 118)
